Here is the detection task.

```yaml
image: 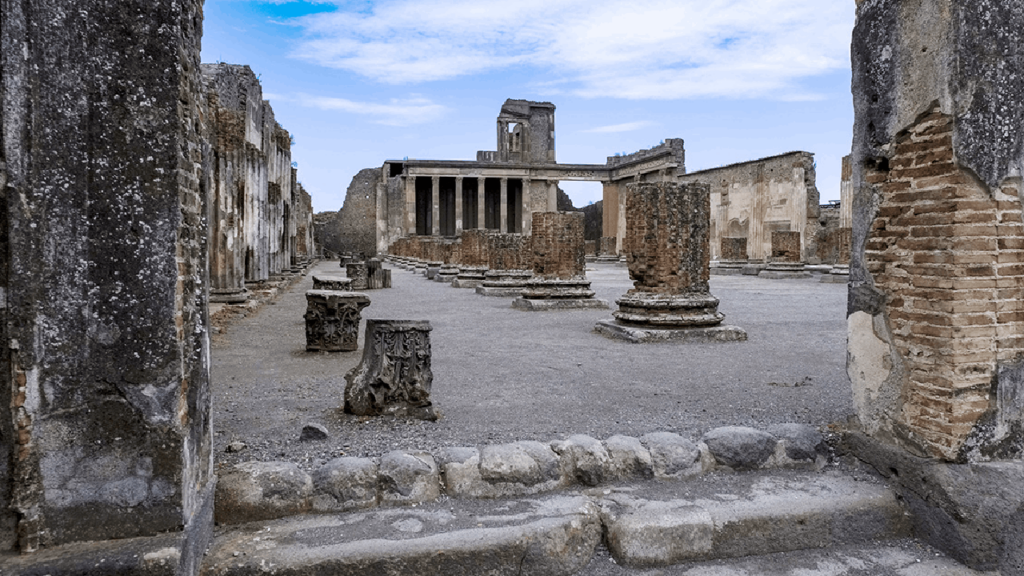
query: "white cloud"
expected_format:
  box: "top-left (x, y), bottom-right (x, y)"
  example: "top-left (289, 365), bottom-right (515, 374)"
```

top-left (273, 93), bottom-right (447, 126)
top-left (582, 121), bottom-right (655, 134)
top-left (281, 0), bottom-right (853, 100)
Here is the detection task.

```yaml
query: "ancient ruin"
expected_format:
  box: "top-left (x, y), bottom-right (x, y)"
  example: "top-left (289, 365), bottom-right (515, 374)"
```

top-left (513, 212), bottom-right (609, 310)
top-left (477, 233), bottom-right (533, 296)
top-left (303, 290), bottom-right (370, 352)
top-left (344, 320), bottom-right (437, 421)
top-left (596, 183), bottom-right (746, 343)
top-left (845, 0), bottom-right (1024, 571)
top-left (759, 231), bottom-right (811, 279)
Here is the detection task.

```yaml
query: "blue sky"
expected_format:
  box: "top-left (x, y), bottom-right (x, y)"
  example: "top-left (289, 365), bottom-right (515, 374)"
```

top-left (201, 0), bottom-right (856, 213)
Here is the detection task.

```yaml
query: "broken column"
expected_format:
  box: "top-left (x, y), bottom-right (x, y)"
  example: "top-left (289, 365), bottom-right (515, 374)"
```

top-left (759, 231), bottom-right (810, 279)
top-left (312, 275), bottom-right (353, 291)
top-left (366, 258), bottom-right (391, 289)
top-left (452, 229), bottom-right (489, 288)
top-left (478, 233), bottom-right (533, 296)
top-left (713, 237), bottom-right (748, 275)
top-left (513, 212), bottom-right (609, 310)
top-left (0, 0), bottom-right (213, 569)
top-left (304, 291), bottom-right (371, 352)
top-left (597, 236), bottom-right (619, 262)
top-left (846, 1), bottom-right (1024, 572)
top-left (344, 320), bottom-right (437, 420)
top-left (595, 183), bottom-right (746, 343)
top-left (347, 261), bottom-right (369, 290)
top-left (824, 155), bottom-right (854, 284)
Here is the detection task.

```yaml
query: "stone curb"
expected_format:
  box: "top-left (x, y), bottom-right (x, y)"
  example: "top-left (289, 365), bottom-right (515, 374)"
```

top-left (214, 424), bottom-right (827, 525)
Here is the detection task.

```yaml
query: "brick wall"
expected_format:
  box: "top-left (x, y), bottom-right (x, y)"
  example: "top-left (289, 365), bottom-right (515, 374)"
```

top-left (460, 230), bottom-right (490, 267)
top-left (771, 231), bottom-right (802, 263)
top-left (863, 107), bottom-right (1024, 460)
top-left (624, 182), bottom-right (710, 294)
top-left (488, 234), bottom-right (530, 270)
top-left (721, 237), bottom-right (747, 261)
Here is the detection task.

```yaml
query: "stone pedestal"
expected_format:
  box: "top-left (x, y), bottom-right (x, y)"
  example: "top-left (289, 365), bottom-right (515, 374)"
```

top-left (312, 275), bottom-right (353, 291)
top-left (344, 320), bottom-right (437, 421)
top-left (347, 262), bottom-right (369, 289)
top-left (476, 269), bottom-right (533, 297)
top-left (759, 232), bottom-right (809, 279)
top-left (512, 212), bottom-right (608, 310)
top-left (436, 264), bottom-right (460, 283)
top-left (304, 290), bottom-right (371, 352)
top-left (595, 182), bottom-right (746, 343)
top-left (452, 265), bottom-right (487, 288)
top-left (713, 237), bottom-right (748, 276)
top-left (425, 261), bottom-right (443, 280)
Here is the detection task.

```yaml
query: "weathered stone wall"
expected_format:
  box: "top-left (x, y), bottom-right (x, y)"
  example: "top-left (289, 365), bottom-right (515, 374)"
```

top-left (721, 238), bottom-right (747, 261)
top-left (581, 200), bottom-right (603, 242)
top-left (334, 167), bottom-right (382, 258)
top-left (487, 234), bottom-right (530, 270)
top-left (813, 203), bottom-right (843, 264)
top-left (849, 0), bottom-right (1024, 463)
top-left (1, 0), bottom-right (212, 558)
top-left (293, 177), bottom-right (314, 261)
top-left (266, 119), bottom-right (293, 275)
top-left (771, 231), bottom-right (802, 263)
top-left (313, 211), bottom-right (340, 255)
top-left (530, 212), bottom-right (586, 279)
top-left (680, 152), bottom-right (819, 262)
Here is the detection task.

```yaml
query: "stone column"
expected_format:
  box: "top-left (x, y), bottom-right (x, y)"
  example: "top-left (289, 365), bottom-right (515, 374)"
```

top-left (595, 183), bottom-right (745, 343)
top-left (522, 178), bottom-right (531, 235)
top-left (431, 176), bottom-right (440, 236)
top-left (405, 176), bottom-right (417, 236)
top-left (548, 181), bottom-right (558, 212)
top-left (0, 0), bottom-right (213, 568)
top-left (455, 177), bottom-right (464, 234)
top-left (477, 178), bottom-right (486, 230)
top-left (513, 212), bottom-right (608, 310)
top-left (845, 1), bottom-right (1024, 570)
top-left (499, 178), bottom-right (508, 233)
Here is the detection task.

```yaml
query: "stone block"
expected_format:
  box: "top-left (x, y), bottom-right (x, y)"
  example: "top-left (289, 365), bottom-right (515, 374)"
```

top-left (603, 435), bottom-right (654, 480)
top-left (311, 275), bottom-right (353, 291)
top-left (770, 231), bottom-right (802, 263)
top-left (215, 462), bottom-right (313, 525)
top-left (477, 441), bottom-right (568, 496)
top-left (640, 433), bottom-right (702, 479)
top-left (303, 290), bottom-right (371, 352)
top-left (311, 457), bottom-right (379, 512)
top-left (702, 426), bottom-right (778, 471)
top-left (766, 423), bottom-right (826, 465)
top-left (378, 451), bottom-right (440, 506)
top-left (551, 435), bottom-right (611, 487)
top-left (344, 320), bottom-right (436, 420)
top-left (721, 237), bottom-right (748, 261)
top-left (346, 261), bottom-right (369, 290)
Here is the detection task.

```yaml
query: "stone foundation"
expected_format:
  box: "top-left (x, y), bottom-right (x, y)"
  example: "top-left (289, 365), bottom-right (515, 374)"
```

top-left (476, 269), bottom-right (533, 297)
top-left (514, 212), bottom-right (607, 310)
top-left (452, 265), bottom-right (488, 288)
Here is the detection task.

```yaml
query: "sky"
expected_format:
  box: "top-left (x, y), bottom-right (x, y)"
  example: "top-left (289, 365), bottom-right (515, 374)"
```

top-left (201, 0), bottom-right (856, 213)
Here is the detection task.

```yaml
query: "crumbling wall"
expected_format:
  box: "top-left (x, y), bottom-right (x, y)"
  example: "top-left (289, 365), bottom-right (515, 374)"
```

top-left (335, 168), bottom-right (382, 258)
top-left (581, 200), bottom-right (603, 242)
top-left (487, 234), bottom-right (530, 270)
top-left (1, 0), bottom-right (212, 558)
top-left (848, 1), bottom-right (1024, 570)
top-left (814, 203), bottom-right (843, 264)
top-left (680, 152), bottom-right (819, 262)
top-left (460, 230), bottom-right (490, 266)
top-left (265, 118), bottom-right (293, 274)
top-left (293, 177), bottom-right (314, 261)
top-left (313, 211), bottom-right (340, 255)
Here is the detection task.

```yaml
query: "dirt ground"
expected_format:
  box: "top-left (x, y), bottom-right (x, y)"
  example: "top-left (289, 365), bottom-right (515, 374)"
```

top-left (211, 261), bottom-right (852, 473)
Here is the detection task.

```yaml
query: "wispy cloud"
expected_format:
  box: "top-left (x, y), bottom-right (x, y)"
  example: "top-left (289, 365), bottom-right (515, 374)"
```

top-left (278, 0), bottom-right (852, 100)
top-left (268, 92), bottom-right (447, 126)
top-left (582, 121), bottom-right (655, 134)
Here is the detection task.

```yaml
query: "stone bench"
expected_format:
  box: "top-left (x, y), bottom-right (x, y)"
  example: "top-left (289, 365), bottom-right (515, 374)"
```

top-left (303, 290), bottom-right (370, 352)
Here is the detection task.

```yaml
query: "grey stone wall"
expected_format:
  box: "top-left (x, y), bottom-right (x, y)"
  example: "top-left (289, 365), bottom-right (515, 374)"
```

top-left (333, 167), bottom-right (383, 258)
top-left (1, 0), bottom-right (212, 555)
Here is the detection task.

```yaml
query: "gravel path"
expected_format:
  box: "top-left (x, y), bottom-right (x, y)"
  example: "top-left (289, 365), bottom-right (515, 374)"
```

top-left (212, 261), bottom-right (852, 472)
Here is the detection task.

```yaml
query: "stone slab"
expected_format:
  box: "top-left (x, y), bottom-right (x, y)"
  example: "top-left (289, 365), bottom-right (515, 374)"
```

top-left (758, 270), bottom-right (812, 280)
top-left (741, 264), bottom-right (766, 275)
top-left (594, 320), bottom-right (747, 344)
top-left (709, 267), bottom-right (744, 276)
top-left (475, 285), bottom-right (527, 297)
top-left (450, 278), bottom-right (483, 289)
top-left (210, 290), bottom-right (249, 304)
top-left (819, 273), bottom-right (850, 284)
top-left (512, 297), bottom-right (610, 311)
top-left (201, 495), bottom-right (601, 576)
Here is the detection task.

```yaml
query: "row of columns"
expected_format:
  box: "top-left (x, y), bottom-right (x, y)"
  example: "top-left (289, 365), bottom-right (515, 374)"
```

top-left (409, 175), bottom-right (553, 236)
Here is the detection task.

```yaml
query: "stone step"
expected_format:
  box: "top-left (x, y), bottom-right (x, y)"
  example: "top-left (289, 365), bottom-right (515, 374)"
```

top-left (200, 469), bottom-right (913, 576)
top-left (582, 539), bottom-right (996, 575)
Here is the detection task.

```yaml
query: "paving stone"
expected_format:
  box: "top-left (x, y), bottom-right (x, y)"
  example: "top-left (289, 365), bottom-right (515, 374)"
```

top-left (311, 457), bottom-right (379, 512)
top-left (378, 450), bottom-right (440, 506)
top-left (603, 435), bottom-right (654, 480)
top-left (767, 423), bottom-right (825, 464)
top-left (640, 432), bottom-right (702, 479)
top-left (552, 434), bottom-right (611, 487)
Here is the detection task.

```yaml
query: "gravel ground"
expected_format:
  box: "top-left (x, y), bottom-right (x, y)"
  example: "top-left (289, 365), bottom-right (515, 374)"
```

top-left (212, 261), bottom-right (852, 473)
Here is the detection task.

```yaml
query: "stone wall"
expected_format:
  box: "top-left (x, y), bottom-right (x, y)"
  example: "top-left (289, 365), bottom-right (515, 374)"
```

top-left (1, 0), bottom-right (213, 561)
top-left (334, 167), bottom-right (382, 258)
top-left (293, 176), bottom-right (314, 261)
top-left (460, 230), bottom-right (490, 267)
top-left (530, 212), bottom-right (586, 279)
top-left (680, 152), bottom-right (819, 262)
top-left (581, 200), bottom-right (603, 242)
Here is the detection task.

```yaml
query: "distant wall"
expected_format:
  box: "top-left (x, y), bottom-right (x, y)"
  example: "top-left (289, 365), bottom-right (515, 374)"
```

top-left (333, 167), bottom-right (382, 258)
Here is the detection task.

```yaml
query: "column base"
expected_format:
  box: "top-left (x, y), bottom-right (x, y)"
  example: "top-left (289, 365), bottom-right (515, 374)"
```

top-left (512, 297), bottom-right (610, 311)
top-left (758, 262), bottom-right (811, 279)
top-left (594, 319), bottom-right (748, 344)
top-left (209, 289), bottom-right (249, 304)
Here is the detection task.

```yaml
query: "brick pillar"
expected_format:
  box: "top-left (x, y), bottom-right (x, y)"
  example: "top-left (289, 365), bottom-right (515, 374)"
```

top-left (848, 1), bottom-right (1024, 569)
top-left (0, 0), bottom-right (213, 568)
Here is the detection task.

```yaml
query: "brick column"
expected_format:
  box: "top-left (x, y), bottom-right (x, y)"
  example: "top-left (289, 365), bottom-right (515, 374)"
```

top-left (405, 176), bottom-right (416, 236)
